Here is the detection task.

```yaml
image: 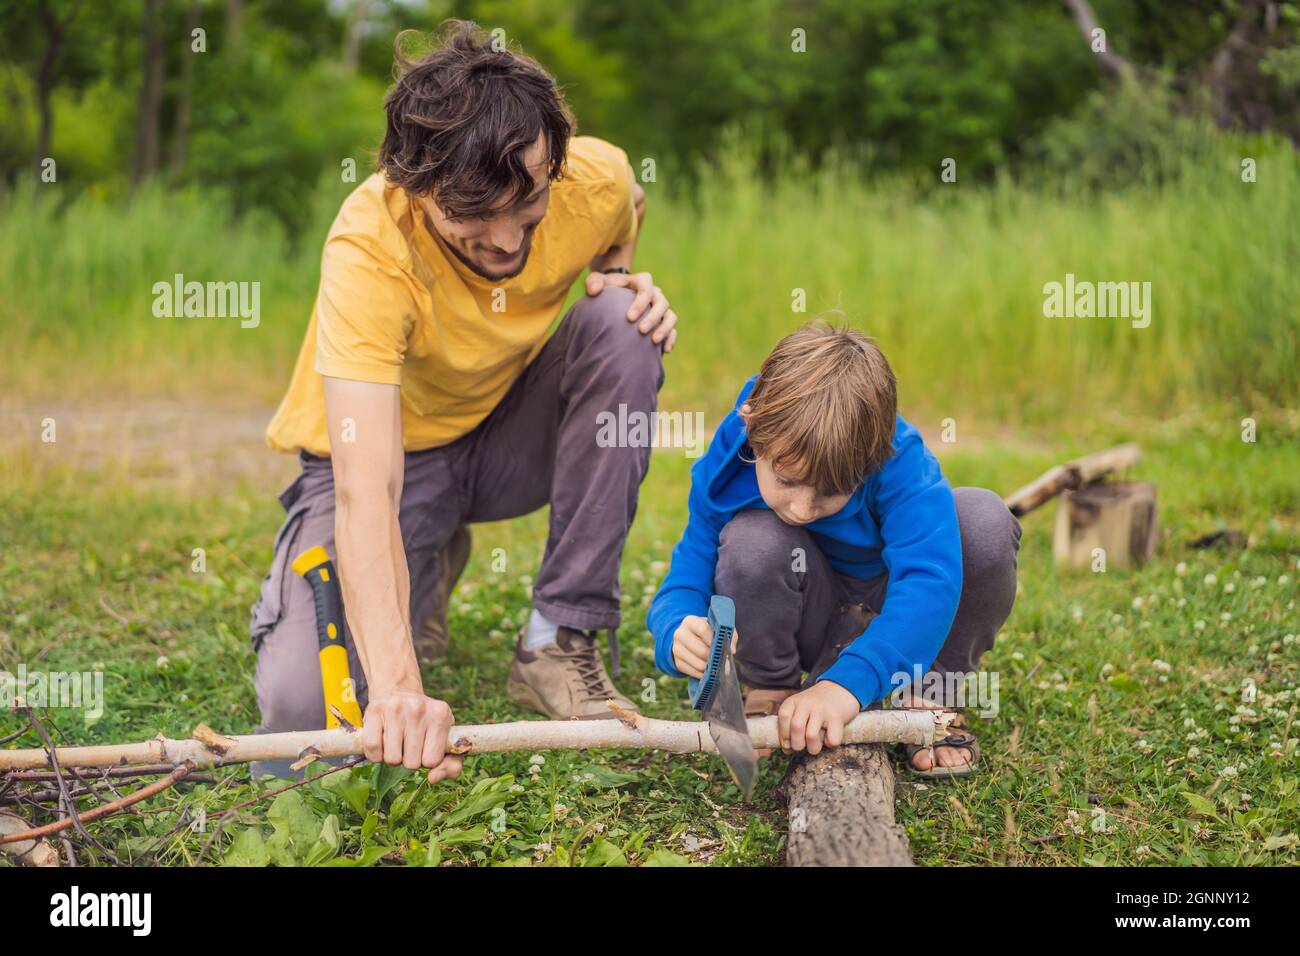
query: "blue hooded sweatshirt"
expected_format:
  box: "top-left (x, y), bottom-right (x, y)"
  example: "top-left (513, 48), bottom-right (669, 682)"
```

top-left (646, 376), bottom-right (963, 708)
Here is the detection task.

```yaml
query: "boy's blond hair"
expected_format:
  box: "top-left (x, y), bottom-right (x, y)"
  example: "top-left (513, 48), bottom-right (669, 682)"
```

top-left (745, 322), bottom-right (897, 496)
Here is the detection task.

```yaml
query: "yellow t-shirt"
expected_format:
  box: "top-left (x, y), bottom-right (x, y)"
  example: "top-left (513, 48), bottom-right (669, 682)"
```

top-left (265, 136), bottom-right (639, 456)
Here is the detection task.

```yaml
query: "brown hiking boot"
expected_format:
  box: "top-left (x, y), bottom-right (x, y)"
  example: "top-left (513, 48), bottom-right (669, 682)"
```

top-left (413, 525), bottom-right (472, 664)
top-left (507, 626), bottom-right (638, 720)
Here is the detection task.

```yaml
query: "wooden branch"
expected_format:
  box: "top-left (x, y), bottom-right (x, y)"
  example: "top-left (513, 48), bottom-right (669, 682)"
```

top-left (1062, 0), bottom-right (1140, 82)
top-left (782, 744), bottom-right (913, 866)
top-left (0, 763), bottom-right (194, 846)
top-left (1002, 443), bottom-right (1141, 517)
top-left (0, 711), bottom-right (951, 772)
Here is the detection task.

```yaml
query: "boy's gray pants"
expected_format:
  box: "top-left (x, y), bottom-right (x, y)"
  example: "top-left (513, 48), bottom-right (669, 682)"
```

top-left (714, 489), bottom-right (1022, 706)
top-left (247, 288), bottom-right (663, 774)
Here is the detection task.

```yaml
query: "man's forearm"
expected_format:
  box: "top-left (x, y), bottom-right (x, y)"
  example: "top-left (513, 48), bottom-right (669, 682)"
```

top-left (589, 181), bottom-right (645, 273)
top-left (335, 488), bottom-right (421, 695)
top-left (589, 238), bottom-right (636, 274)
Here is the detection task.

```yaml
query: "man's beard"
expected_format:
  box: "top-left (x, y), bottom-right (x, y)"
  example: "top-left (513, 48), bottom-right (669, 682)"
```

top-left (446, 231), bottom-right (535, 282)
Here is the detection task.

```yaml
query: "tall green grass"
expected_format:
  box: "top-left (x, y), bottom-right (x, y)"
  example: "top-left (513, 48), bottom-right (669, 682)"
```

top-left (2, 152), bottom-right (1296, 423)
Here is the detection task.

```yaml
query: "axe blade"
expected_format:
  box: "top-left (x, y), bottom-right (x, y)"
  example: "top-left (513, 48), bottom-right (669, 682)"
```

top-left (705, 639), bottom-right (758, 799)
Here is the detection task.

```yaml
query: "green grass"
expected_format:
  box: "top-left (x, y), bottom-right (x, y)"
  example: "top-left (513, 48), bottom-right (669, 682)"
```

top-left (1, 159), bottom-right (1297, 865)
top-left (1, 408), bottom-right (1296, 866)
top-left (2, 147), bottom-right (1298, 422)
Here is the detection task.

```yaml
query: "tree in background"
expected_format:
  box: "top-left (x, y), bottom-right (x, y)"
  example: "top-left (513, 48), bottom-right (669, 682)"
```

top-left (0, 0), bottom-right (1295, 228)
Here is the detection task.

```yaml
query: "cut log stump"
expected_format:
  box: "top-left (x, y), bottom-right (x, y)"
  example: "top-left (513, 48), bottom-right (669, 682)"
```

top-left (780, 743), bottom-right (913, 866)
top-left (1053, 480), bottom-right (1158, 569)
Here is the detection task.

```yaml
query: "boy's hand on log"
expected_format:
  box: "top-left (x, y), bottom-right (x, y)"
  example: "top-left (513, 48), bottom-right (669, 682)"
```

top-left (671, 616), bottom-right (739, 679)
top-left (778, 681), bottom-right (861, 756)
top-left (361, 691), bottom-right (463, 785)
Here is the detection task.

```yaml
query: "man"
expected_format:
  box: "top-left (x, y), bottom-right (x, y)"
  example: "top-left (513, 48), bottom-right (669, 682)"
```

top-left (248, 21), bottom-right (676, 782)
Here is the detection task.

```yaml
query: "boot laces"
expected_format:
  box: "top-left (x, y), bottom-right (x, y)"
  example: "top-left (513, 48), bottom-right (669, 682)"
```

top-left (556, 636), bottom-right (611, 702)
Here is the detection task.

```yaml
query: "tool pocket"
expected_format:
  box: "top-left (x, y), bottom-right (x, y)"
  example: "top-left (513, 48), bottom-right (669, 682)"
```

top-left (248, 467), bottom-right (323, 651)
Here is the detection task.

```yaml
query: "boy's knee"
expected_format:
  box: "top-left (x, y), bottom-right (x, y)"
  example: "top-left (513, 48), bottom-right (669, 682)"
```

top-left (718, 510), bottom-right (805, 582)
top-left (953, 485), bottom-right (1021, 582)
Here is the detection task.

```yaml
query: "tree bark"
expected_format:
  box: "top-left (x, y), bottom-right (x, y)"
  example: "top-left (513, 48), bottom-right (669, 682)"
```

top-left (169, 0), bottom-right (200, 178)
top-left (131, 0), bottom-right (165, 187)
top-left (32, 1), bottom-right (84, 177)
top-left (781, 743), bottom-right (914, 866)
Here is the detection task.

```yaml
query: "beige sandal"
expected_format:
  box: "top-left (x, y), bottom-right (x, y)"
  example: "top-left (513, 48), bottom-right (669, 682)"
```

top-left (897, 708), bottom-right (980, 779)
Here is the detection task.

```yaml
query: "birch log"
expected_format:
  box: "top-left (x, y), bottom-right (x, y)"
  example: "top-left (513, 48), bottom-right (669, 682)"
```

top-left (0, 710), bottom-right (951, 772)
top-left (781, 743), bottom-right (913, 866)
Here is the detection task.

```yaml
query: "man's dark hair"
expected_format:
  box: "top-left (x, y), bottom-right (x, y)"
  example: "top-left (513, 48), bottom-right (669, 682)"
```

top-left (378, 20), bottom-right (574, 218)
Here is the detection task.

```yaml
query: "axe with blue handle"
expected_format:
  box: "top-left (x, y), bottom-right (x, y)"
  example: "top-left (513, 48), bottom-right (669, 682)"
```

top-left (687, 595), bottom-right (758, 799)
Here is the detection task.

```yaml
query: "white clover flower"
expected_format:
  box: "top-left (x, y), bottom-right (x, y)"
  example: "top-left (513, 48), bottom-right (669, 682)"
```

top-left (1071, 605), bottom-right (1084, 620)
top-left (1152, 659), bottom-right (1172, 673)
top-left (1224, 582), bottom-right (1236, 593)
top-left (1252, 576), bottom-right (1267, 588)
top-left (1222, 612), bottom-right (1233, 622)
top-left (1175, 562), bottom-right (1187, 576)
top-left (1204, 573), bottom-right (1217, 587)
top-left (1101, 662), bottom-right (1115, 678)
top-left (1194, 620), bottom-right (1206, 631)
top-left (1176, 598), bottom-right (1187, 607)
top-left (155, 655), bottom-right (170, 669)
top-left (1187, 746), bottom-right (1200, 758)
top-left (1132, 597), bottom-right (1144, 610)
top-left (1279, 575), bottom-right (1291, 587)
top-left (1184, 717), bottom-right (1197, 728)
top-left (529, 753), bottom-right (545, 765)
top-left (1135, 845), bottom-right (1151, 860)
top-left (1221, 765), bottom-right (1239, 778)
top-left (1011, 651), bottom-right (1024, 661)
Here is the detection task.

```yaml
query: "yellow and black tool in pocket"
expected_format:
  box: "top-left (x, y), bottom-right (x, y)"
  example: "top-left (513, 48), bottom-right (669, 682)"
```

top-left (291, 545), bottom-right (364, 729)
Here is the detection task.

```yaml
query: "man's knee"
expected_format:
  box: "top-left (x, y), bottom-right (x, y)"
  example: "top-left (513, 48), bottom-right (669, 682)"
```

top-left (953, 485), bottom-right (1021, 589)
top-left (718, 510), bottom-right (806, 584)
top-left (568, 287), bottom-right (663, 378)
top-left (255, 628), bottom-right (328, 733)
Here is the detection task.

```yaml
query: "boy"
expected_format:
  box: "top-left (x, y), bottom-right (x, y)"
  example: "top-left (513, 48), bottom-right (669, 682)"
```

top-left (647, 324), bottom-right (1021, 775)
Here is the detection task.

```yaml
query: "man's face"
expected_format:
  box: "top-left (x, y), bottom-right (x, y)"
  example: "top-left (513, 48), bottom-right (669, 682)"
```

top-left (421, 132), bottom-right (552, 282)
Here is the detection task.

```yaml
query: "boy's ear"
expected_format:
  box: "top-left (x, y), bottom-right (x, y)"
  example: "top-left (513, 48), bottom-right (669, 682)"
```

top-left (739, 402), bottom-right (752, 425)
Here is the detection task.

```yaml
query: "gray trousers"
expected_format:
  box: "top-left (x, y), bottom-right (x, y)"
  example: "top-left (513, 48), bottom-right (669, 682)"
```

top-left (714, 487), bottom-right (1022, 705)
top-left (248, 287), bottom-right (664, 749)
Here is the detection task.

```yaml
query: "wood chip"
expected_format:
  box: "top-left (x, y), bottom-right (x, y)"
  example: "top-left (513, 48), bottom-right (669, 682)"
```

top-left (605, 699), bottom-right (641, 728)
top-left (192, 724), bottom-right (236, 755)
top-left (289, 747), bottom-right (322, 772)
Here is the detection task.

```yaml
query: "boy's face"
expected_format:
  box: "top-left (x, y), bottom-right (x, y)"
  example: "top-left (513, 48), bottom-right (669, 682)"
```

top-left (753, 456), bottom-right (853, 526)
